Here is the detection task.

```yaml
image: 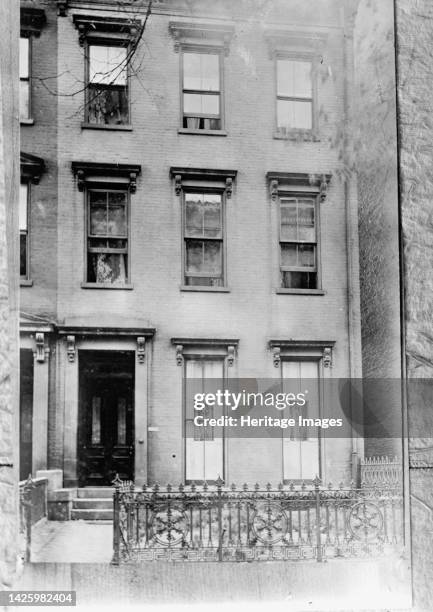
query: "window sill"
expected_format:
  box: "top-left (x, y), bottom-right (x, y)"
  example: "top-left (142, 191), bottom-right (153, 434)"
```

top-left (20, 279), bottom-right (33, 287)
top-left (273, 130), bottom-right (320, 142)
top-left (81, 123), bottom-right (133, 132)
top-left (178, 128), bottom-right (227, 137)
top-left (20, 118), bottom-right (34, 126)
top-left (180, 285), bottom-right (230, 293)
top-left (81, 282), bottom-right (134, 290)
top-left (275, 288), bottom-right (325, 295)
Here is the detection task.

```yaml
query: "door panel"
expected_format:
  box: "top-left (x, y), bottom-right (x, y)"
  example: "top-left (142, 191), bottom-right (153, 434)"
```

top-left (79, 375), bottom-right (134, 486)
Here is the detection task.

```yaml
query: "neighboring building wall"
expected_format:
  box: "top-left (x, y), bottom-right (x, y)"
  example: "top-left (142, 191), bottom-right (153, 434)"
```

top-left (397, 1), bottom-right (433, 609)
top-left (0, 0), bottom-right (20, 590)
top-left (354, 0), bottom-right (402, 459)
top-left (20, 1), bottom-right (58, 316)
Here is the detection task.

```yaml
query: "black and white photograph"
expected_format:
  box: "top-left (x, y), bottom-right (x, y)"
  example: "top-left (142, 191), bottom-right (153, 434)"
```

top-left (0, 0), bottom-right (431, 610)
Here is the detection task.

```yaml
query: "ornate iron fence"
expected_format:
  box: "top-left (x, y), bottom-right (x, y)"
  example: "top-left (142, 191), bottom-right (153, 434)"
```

top-left (112, 476), bottom-right (404, 564)
top-left (360, 456), bottom-right (403, 488)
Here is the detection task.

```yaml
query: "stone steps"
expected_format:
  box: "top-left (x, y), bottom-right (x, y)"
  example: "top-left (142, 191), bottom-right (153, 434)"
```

top-left (76, 487), bottom-right (113, 499)
top-left (73, 498), bottom-right (112, 510)
top-left (71, 508), bottom-right (113, 521)
top-left (72, 487), bottom-right (114, 520)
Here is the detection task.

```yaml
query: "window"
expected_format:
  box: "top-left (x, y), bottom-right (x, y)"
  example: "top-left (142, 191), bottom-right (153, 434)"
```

top-left (86, 43), bottom-right (129, 125)
top-left (185, 357), bottom-right (224, 482)
top-left (168, 21), bottom-right (234, 134)
top-left (281, 360), bottom-right (320, 481)
top-left (276, 58), bottom-right (313, 131)
top-left (184, 192), bottom-right (224, 287)
top-left (72, 161), bottom-right (140, 288)
top-left (182, 51), bottom-right (221, 130)
top-left (170, 166), bottom-right (236, 291)
top-left (280, 196), bottom-right (317, 289)
top-left (87, 189), bottom-right (129, 285)
top-left (20, 183), bottom-right (29, 278)
top-left (73, 14), bottom-right (140, 128)
top-left (267, 171), bottom-right (330, 294)
top-left (20, 37), bottom-right (30, 121)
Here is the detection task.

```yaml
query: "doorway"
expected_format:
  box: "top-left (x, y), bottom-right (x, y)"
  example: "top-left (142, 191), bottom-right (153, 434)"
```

top-left (78, 350), bottom-right (134, 486)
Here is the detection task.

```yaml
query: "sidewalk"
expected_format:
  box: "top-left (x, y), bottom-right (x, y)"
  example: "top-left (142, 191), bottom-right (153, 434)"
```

top-left (31, 519), bottom-right (113, 563)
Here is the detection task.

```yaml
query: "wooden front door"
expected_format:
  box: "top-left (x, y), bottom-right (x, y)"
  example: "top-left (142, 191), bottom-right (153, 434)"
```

top-left (78, 354), bottom-right (134, 486)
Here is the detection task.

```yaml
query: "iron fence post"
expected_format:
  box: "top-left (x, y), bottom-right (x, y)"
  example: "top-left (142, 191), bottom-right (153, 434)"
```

top-left (216, 476), bottom-right (224, 561)
top-left (112, 477), bottom-right (121, 565)
top-left (314, 475), bottom-right (323, 562)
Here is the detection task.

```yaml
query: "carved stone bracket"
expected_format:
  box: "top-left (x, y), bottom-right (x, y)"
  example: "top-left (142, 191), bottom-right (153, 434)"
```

top-left (227, 345), bottom-right (235, 367)
top-left (323, 347), bottom-right (332, 368)
top-left (270, 179), bottom-right (279, 202)
top-left (67, 335), bottom-right (76, 363)
top-left (130, 173), bottom-right (137, 194)
top-left (137, 337), bottom-right (146, 364)
top-left (57, 1), bottom-right (68, 17)
top-left (174, 175), bottom-right (182, 196)
top-left (175, 345), bottom-right (184, 366)
top-left (225, 177), bottom-right (233, 199)
top-left (34, 332), bottom-right (49, 363)
top-left (320, 174), bottom-right (328, 202)
top-left (76, 170), bottom-right (85, 192)
top-left (273, 346), bottom-right (281, 368)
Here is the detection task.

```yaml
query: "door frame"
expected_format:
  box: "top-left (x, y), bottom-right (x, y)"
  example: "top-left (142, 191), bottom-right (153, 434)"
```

top-left (60, 333), bottom-right (152, 488)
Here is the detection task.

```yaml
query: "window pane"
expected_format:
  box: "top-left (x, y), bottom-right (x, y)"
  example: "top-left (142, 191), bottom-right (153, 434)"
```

top-left (184, 93), bottom-right (219, 116)
top-left (185, 240), bottom-right (222, 275)
top-left (20, 233), bottom-right (27, 277)
top-left (117, 397), bottom-right (127, 445)
top-left (201, 54), bottom-right (219, 91)
top-left (281, 243), bottom-right (315, 269)
top-left (89, 45), bottom-right (127, 85)
top-left (88, 253), bottom-right (127, 284)
top-left (185, 194), bottom-right (204, 237)
top-left (87, 84), bottom-right (128, 125)
top-left (277, 59), bottom-right (311, 98)
top-left (91, 397), bottom-right (101, 445)
top-left (20, 81), bottom-right (29, 120)
top-left (107, 193), bottom-right (127, 236)
top-left (183, 52), bottom-right (219, 91)
top-left (89, 192), bottom-right (107, 235)
top-left (19, 184), bottom-right (28, 231)
top-left (281, 271), bottom-right (317, 289)
top-left (203, 196), bottom-right (222, 237)
top-left (298, 244), bottom-right (315, 267)
top-left (297, 200), bottom-right (315, 241)
top-left (277, 100), bottom-right (312, 130)
top-left (19, 38), bottom-right (29, 79)
top-left (280, 201), bottom-right (297, 240)
top-left (281, 244), bottom-right (298, 267)
top-left (203, 241), bottom-right (222, 273)
top-left (185, 240), bottom-right (204, 274)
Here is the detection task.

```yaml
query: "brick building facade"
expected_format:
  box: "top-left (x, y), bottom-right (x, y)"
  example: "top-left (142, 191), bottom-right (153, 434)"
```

top-left (20, 0), bottom-right (363, 492)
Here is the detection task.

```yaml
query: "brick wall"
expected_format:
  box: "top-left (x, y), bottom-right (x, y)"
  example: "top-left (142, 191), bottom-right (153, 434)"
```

top-left (21, 0), bottom-right (362, 485)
